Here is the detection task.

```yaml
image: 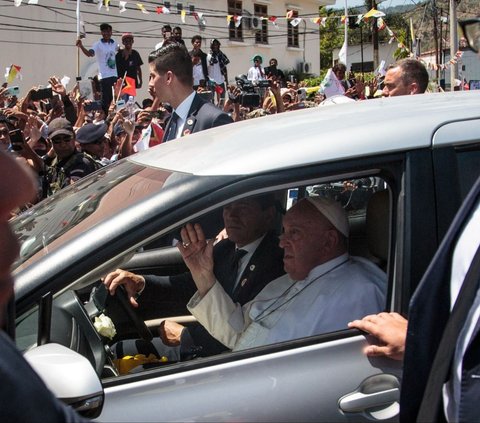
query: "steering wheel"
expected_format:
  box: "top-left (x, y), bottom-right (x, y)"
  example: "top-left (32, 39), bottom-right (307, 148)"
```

top-left (113, 285), bottom-right (153, 341)
top-left (91, 283), bottom-right (153, 342)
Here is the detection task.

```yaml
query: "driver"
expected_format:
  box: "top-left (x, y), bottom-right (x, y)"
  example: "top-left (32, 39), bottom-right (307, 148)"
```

top-left (103, 194), bottom-right (285, 359)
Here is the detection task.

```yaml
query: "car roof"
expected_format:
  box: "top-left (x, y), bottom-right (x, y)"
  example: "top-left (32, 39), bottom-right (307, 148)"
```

top-left (131, 90), bottom-right (480, 176)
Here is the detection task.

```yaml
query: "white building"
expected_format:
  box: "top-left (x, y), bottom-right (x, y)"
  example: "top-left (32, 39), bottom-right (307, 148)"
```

top-left (0, 0), bottom-right (333, 101)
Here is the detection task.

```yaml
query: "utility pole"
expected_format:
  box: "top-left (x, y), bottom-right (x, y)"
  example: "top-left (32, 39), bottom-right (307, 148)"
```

top-left (432, 0), bottom-right (440, 81)
top-left (371, 0), bottom-right (379, 70)
top-left (449, 0), bottom-right (458, 91)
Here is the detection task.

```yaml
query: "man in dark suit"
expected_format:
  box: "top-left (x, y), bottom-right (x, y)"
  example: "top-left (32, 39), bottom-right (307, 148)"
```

top-left (104, 194), bottom-right (285, 358)
top-left (0, 150), bottom-right (87, 421)
top-left (147, 43), bottom-right (232, 142)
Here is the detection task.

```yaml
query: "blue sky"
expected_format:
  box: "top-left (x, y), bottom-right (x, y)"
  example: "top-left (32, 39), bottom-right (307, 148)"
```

top-left (331, 0), bottom-right (418, 10)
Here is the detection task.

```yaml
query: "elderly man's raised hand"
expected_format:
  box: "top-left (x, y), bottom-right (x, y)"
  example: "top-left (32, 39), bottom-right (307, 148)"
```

top-left (348, 312), bottom-right (407, 361)
top-left (102, 269), bottom-right (146, 308)
top-left (177, 223), bottom-right (215, 297)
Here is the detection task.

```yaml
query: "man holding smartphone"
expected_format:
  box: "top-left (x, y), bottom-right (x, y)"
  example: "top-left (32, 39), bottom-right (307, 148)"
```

top-left (76, 23), bottom-right (119, 112)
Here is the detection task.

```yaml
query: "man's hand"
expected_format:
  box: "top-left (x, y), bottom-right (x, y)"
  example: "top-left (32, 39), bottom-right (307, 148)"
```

top-left (159, 320), bottom-right (184, 346)
top-left (48, 76), bottom-right (67, 97)
top-left (177, 223), bottom-right (215, 297)
top-left (348, 312), bottom-right (407, 361)
top-left (102, 269), bottom-right (146, 308)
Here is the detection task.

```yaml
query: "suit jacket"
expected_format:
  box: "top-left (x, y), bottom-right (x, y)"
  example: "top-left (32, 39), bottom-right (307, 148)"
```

top-left (142, 230), bottom-right (284, 306)
top-left (142, 231), bottom-right (285, 356)
top-left (400, 176), bottom-right (480, 422)
top-left (162, 92), bottom-right (232, 142)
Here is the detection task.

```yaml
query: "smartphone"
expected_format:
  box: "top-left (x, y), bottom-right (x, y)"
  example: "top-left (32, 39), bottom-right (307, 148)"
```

top-left (6, 86), bottom-right (20, 97)
top-left (84, 100), bottom-right (103, 112)
top-left (31, 87), bottom-right (53, 101)
top-left (9, 129), bottom-right (24, 151)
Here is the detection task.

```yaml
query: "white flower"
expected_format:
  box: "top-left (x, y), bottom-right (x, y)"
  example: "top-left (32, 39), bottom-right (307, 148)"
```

top-left (94, 313), bottom-right (117, 340)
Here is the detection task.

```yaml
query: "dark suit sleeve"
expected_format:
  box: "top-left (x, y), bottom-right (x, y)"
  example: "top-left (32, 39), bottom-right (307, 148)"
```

top-left (141, 273), bottom-right (196, 305)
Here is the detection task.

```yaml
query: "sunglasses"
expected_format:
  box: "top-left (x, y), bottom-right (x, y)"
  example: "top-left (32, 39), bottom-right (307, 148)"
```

top-left (459, 18), bottom-right (480, 53)
top-left (51, 136), bottom-right (73, 144)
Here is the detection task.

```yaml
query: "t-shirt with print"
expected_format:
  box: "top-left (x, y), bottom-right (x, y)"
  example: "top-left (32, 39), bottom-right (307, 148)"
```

top-left (90, 39), bottom-right (118, 80)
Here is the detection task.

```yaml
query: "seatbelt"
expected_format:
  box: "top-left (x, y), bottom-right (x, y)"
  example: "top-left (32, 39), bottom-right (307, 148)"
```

top-left (417, 244), bottom-right (480, 422)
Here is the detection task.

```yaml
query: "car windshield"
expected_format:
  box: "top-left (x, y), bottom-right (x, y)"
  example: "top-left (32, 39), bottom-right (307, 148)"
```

top-left (12, 160), bottom-right (173, 273)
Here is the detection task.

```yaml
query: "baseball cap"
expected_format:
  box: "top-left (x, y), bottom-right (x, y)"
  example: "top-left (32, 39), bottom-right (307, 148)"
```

top-left (76, 123), bottom-right (108, 144)
top-left (113, 122), bottom-right (126, 136)
top-left (48, 118), bottom-right (74, 139)
top-left (305, 196), bottom-right (349, 237)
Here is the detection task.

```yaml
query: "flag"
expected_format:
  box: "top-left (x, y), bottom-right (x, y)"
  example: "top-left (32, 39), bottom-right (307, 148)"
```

top-left (119, 1), bottom-right (127, 13)
top-left (215, 84), bottom-right (224, 95)
top-left (374, 60), bottom-right (386, 77)
top-left (338, 40), bottom-right (347, 65)
top-left (320, 17), bottom-right (327, 27)
top-left (6, 65), bottom-right (21, 84)
top-left (341, 15), bottom-right (347, 25)
top-left (290, 18), bottom-right (302, 27)
top-left (377, 17), bottom-right (386, 31)
top-left (28, 0), bottom-right (38, 4)
top-left (134, 125), bottom-right (151, 152)
top-left (14, 0), bottom-right (22, 6)
top-left (156, 6), bottom-right (169, 13)
top-left (181, 9), bottom-right (186, 23)
top-left (363, 8), bottom-right (385, 19)
top-left (286, 10), bottom-right (294, 19)
top-left (269, 16), bottom-right (278, 28)
top-left (319, 68), bottom-right (345, 98)
top-left (105, 0), bottom-right (110, 11)
top-left (311, 17), bottom-right (321, 25)
top-left (234, 16), bottom-right (242, 28)
top-left (137, 3), bottom-right (149, 14)
top-left (227, 15), bottom-right (233, 24)
top-left (121, 76), bottom-right (136, 97)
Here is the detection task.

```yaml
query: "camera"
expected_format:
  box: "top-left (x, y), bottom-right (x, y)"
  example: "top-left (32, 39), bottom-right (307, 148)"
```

top-left (84, 100), bottom-right (103, 112)
top-left (234, 75), bottom-right (270, 108)
top-left (31, 87), bottom-right (53, 101)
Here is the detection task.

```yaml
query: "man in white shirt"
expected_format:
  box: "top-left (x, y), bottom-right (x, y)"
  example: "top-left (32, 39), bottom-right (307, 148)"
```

top-left (206, 39), bottom-right (229, 106)
top-left (76, 23), bottom-right (119, 112)
top-left (180, 197), bottom-right (386, 351)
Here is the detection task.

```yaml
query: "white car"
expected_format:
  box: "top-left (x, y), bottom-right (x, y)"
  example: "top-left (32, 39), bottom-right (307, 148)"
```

top-left (11, 90), bottom-right (480, 421)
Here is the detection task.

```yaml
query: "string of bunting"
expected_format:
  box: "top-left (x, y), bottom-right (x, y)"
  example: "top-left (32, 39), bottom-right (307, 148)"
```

top-left (12, 1), bottom-right (462, 70)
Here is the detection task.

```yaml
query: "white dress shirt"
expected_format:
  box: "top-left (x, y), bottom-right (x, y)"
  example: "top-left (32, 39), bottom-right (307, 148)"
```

top-left (171, 91), bottom-right (196, 139)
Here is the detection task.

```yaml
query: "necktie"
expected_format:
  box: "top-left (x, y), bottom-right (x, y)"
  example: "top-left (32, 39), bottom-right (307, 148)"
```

top-left (164, 112), bottom-right (179, 142)
top-left (222, 248), bottom-right (247, 297)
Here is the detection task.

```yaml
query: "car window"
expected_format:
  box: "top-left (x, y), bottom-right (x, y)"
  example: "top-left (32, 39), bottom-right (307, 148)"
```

top-left (15, 173), bottom-right (393, 380)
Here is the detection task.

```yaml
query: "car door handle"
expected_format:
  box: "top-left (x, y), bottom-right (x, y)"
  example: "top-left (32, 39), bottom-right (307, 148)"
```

top-left (338, 387), bottom-right (399, 413)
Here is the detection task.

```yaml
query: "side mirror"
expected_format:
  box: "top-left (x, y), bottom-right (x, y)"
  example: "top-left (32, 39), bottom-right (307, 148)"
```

top-left (24, 343), bottom-right (104, 418)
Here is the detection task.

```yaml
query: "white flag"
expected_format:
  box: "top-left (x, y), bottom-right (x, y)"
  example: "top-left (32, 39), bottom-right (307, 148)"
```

top-left (319, 68), bottom-right (345, 98)
top-left (119, 1), bottom-right (127, 13)
top-left (290, 17), bottom-right (302, 27)
top-left (338, 40), bottom-right (347, 65)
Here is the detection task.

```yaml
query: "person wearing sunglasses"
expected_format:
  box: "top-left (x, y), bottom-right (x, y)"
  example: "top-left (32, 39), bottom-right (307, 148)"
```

top-left (43, 118), bottom-right (98, 195)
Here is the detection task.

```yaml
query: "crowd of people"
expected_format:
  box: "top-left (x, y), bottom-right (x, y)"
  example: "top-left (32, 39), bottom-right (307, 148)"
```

top-left (0, 15), bottom-right (479, 422)
top-left (0, 19), bottom-right (435, 214)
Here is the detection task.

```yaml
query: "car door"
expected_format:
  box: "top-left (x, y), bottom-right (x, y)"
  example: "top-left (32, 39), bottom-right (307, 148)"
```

top-left (97, 151), bottom-right (426, 422)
